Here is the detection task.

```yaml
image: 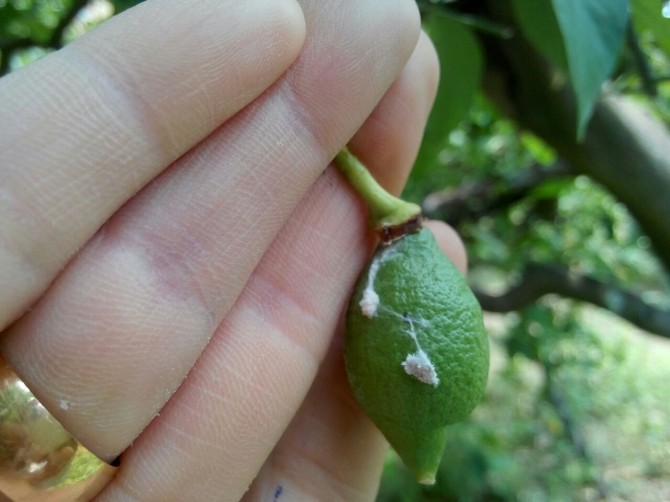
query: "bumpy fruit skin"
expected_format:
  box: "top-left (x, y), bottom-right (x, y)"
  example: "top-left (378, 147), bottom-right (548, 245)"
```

top-left (345, 229), bottom-right (489, 484)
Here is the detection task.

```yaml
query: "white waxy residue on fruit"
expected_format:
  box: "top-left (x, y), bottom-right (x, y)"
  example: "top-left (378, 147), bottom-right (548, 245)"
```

top-left (359, 246), bottom-right (396, 318)
top-left (402, 349), bottom-right (439, 387)
top-left (400, 314), bottom-right (439, 387)
top-left (360, 289), bottom-right (380, 318)
top-left (359, 243), bottom-right (440, 387)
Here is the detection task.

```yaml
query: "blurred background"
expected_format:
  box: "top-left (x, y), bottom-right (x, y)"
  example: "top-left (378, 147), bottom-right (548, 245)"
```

top-left (2, 1), bottom-right (669, 500)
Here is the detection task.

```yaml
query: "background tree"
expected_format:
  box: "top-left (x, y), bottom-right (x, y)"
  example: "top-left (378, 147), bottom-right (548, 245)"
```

top-left (2, 0), bottom-right (670, 500)
top-left (394, 1), bottom-right (670, 500)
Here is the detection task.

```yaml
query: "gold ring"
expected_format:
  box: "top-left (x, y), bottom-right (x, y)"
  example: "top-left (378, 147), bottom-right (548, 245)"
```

top-left (0, 355), bottom-right (118, 501)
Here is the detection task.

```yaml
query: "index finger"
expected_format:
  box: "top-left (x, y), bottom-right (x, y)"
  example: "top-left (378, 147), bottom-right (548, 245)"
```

top-left (0, 0), bottom-right (305, 330)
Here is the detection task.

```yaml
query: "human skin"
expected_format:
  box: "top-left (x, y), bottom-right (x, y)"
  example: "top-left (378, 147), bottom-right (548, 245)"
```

top-left (0, 0), bottom-right (466, 500)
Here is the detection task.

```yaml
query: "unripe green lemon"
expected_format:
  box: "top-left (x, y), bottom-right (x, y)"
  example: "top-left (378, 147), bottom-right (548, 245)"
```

top-left (345, 228), bottom-right (489, 484)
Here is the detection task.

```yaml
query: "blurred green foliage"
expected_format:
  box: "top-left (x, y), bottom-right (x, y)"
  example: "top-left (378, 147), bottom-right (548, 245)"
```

top-left (394, 0), bottom-right (670, 499)
top-left (2, 0), bottom-right (670, 500)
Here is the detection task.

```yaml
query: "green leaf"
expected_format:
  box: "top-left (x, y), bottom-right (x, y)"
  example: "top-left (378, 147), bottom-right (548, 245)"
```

top-left (0, 4), bottom-right (22, 32)
top-left (550, 0), bottom-right (629, 138)
top-left (110, 0), bottom-right (144, 14)
top-left (631, 0), bottom-right (670, 54)
top-left (412, 13), bottom-right (482, 181)
top-left (520, 132), bottom-right (557, 166)
top-left (511, 0), bottom-right (568, 71)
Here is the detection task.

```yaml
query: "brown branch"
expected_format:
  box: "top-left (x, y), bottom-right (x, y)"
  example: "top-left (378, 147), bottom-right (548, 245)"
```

top-left (476, 263), bottom-right (670, 338)
top-left (422, 160), bottom-right (573, 225)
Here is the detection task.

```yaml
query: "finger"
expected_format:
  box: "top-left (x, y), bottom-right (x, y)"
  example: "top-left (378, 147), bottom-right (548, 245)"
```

top-left (242, 339), bottom-right (387, 502)
top-left (0, 0), bottom-right (306, 330)
top-left (423, 219), bottom-right (468, 273)
top-left (243, 32), bottom-right (442, 502)
top-left (2, 0), bottom-right (420, 463)
top-left (97, 30), bottom-right (437, 502)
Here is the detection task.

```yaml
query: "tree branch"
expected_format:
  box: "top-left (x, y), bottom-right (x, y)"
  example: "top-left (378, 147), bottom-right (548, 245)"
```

top-left (479, 1), bottom-right (670, 274)
top-left (476, 263), bottom-right (670, 338)
top-left (422, 160), bottom-right (573, 225)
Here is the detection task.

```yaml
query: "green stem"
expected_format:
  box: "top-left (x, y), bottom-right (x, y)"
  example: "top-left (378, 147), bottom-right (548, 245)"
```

top-left (335, 147), bottom-right (422, 231)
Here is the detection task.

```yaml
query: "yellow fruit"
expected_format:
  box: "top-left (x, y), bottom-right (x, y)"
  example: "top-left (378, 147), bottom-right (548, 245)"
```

top-left (345, 228), bottom-right (489, 484)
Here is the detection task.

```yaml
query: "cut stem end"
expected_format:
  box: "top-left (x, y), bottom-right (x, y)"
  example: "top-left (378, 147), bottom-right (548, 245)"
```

top-left (335, 147), bottom-right (422, 239)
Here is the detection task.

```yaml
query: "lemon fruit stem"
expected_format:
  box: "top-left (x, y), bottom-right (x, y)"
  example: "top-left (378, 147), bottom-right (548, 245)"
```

top-left (335, 147), bottom-right (422, 240)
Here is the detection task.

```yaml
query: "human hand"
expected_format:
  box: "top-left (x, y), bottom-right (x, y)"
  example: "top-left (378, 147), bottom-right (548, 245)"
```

top-left (0, 0), bottom-right (465, 499)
